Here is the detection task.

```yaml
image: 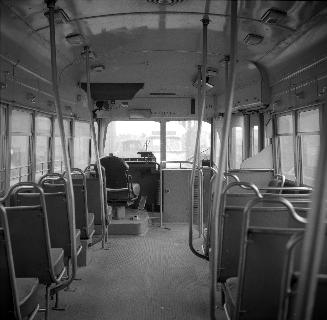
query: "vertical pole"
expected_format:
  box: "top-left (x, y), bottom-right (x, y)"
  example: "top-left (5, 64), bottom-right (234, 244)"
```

top-left (294, 102), bottom-right (327, 319)
top-left (160, 120), bottom-right (166, 166)
top-left (84, 46), bottom-right (107, 249)
top-left (45, 0), bottom-right (77, 284)
top-left (258, 112), bottom-right (265, 151)
top-left (189, 16), bottom-right (209, 260)
top-left (224, 55), bottom-right (230, 172)
top-left (210, 1), bottom-right (238, 318)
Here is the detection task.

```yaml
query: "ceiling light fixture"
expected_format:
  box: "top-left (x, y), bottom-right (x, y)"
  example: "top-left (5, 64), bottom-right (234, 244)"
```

top-left (244, 33), bottom-right (264, 46)
top-left (65, 33), bottom-right (85, 46)
top-left (91, 64), bottom-right (105, 72)
top-left (261, 8), bottom-right (287, 25)
top-left (146, 0), bottom-right (184, 5)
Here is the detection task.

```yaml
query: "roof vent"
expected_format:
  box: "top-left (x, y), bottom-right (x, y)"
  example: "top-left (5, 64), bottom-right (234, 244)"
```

top-left (261, 8), bottom-right (287, 25)
top-left (65, 33), bottom-right (85, 45)
top-left (146, 0), bottom-right (184, 5)
top-left (91, 64), bottom-right (105, 72)
top-left (45, 8), bottom-right (70, 24)
top-left (244, 33), bottom-right (264, 46)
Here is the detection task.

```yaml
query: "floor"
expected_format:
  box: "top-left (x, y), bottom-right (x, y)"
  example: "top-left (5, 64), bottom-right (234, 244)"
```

top-left (37, 224), bottom-right (226, 320)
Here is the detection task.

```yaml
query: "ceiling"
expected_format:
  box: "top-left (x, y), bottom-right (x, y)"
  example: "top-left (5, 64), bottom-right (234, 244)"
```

top-left (1, 0), bottom-right (327, 102)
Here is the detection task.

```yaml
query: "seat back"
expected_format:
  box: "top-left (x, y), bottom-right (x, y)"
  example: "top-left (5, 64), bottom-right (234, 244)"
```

top-left (6, 204), bottom-right (55, 284)
top-left (69, 169), bottom-right (91, 239)
top-left (100, 156), bottom-right (128, 189)
top-left (13, 192), bottom-right (71, 260)
top-left (1, 183), bottom-right (56, 285)
top-left (85, 165), bottom-right (108, 225)
top-left (235, 228), bottom-right (298, 320)
top-left (218, 205), bottom-right (306, 282)
top-left (0, 206), bottom-right (21, 320)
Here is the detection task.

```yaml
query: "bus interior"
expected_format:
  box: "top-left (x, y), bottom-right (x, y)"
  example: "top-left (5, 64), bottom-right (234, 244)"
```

top-left (1, 0), bottom-right (327, 319)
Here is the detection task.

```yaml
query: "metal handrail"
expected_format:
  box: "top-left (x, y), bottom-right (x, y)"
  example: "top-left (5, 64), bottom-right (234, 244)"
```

top-left (188, 14), bottom-right (210, 261)
top-left (210, 1), bottom-right (238, 318)
top-left (84, 46), bottom-right (107, 248)
top-left (45, 0), bottom-right (77, 296)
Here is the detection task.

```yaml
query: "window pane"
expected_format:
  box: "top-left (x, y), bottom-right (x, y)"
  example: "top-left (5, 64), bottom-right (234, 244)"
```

top-left (277, 114), bottom-right (293, 135)
top-left (104, 121), bottom-right (160, 162)
top-left (36, 116), bottom-right (51, 136)
top-left (252, 125), bottom-right (259, 156)
top-left (74, 137), bottom-right (90, 170)
top-left (279, 136), bottom-right (295, 180)
top-left (214, 131), bottom-right (221, 166)
top-left (301, 135), bottom-right (320, 186)
top-left (54, 137), bottom-right (66, 173)
top-left (230, 126), bottom-right (243, 169)
top-left (10, 136), bottom-right (30, 184)
top-left (298, 109), bottom-right (320, 132)
top-left (75, 122), bottom-right (90, 137)
top-left (0, 106), bottom-right (7, 194)
top-left (165, 121), bottom-right (211, 167)
top-left (35, 136), bottom-right (50, 181)
top-left (11, 110), bottom-right (32, 134)
top-left (54, 119), bottom-right (71, 137)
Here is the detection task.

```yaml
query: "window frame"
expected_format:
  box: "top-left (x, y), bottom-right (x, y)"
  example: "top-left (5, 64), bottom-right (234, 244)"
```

top-left (274, 105), bottom-right (321, 186)
top-left (9, 108), bottom-right (33, 184)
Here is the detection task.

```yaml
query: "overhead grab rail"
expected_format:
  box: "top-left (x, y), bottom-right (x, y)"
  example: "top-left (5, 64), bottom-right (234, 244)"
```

top-left (210, 1), bottom-right (238, 319)
top-left (83, 46), bottom-right (107, 249)
top-left (44, 0), bottom-right (77, 293)
top-left (188, 14), bottom-right (210, 261)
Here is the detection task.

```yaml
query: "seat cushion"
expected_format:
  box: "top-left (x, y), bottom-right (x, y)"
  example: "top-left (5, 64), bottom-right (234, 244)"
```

top-left (50, 248), bottom-right (65, 279)
top-left (75, 228), bottom-right (81, 252)
top-left (107, 188), bottom-right (129, 202)
top-left (17, 277), bottom-right (40, 317)
top-left (86, 213), bottom-right (94, 238)
top-left (224, 277), bottom-right (238, 319)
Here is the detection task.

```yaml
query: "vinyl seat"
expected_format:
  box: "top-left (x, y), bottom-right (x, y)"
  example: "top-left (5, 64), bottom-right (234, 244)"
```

top-left (50, 248), bottom-right (65, 278)
top-left (17, 278), bottom-right (41, 317)
top-left (224, 277), bottom-right (238, 319)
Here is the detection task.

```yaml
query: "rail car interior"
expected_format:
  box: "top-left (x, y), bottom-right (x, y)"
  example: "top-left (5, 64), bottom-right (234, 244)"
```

top-left (1, 0), bottom-right (327, 319)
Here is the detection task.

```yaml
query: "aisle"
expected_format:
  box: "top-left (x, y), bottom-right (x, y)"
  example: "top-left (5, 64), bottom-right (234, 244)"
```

top-left (45, 224), bottom-right (226, 320)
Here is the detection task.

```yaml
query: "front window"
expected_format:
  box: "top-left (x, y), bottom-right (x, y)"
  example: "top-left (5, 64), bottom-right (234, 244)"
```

top-left (165, 120), bottom-right (211, 167)
top-left (104, 121), bottom-right (160, 161)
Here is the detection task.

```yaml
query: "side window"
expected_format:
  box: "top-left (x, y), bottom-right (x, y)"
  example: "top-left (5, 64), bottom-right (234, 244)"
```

top-left (250, 113), bottom-right (259, 157)
top-left (229, 115), bottom-right (244, 169)
top-left (74, 121), bottom-right (91, 170)
top-left (298, 108), bottom-right (320, 186)
top-left (54, 119), bottom-right (72, 173)
top-left (0, 105), bottom-right (7, 194)
top-left (276, 114), bottom-right (295, 180)
top-left (10, 109), bottom-right (32, 184)
top-left (35, 115), bottom-right (52, 181)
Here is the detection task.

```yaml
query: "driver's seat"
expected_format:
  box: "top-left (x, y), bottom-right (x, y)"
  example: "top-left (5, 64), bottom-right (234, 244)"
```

top-left (100, 155), bottom-right (140, 219)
